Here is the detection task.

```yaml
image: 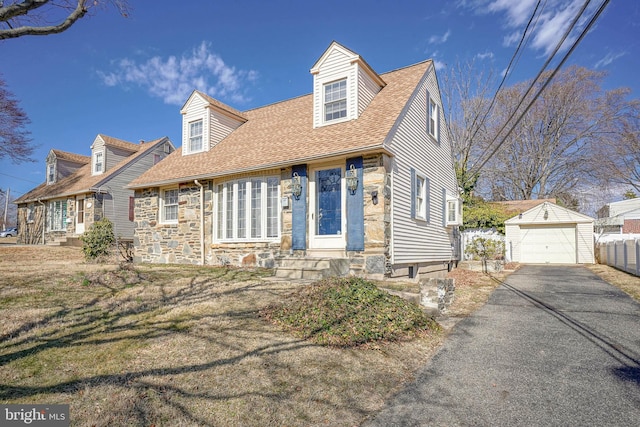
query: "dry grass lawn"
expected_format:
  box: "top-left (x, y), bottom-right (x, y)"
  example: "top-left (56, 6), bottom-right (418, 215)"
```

top-left (6, 244), bottom-right (634, 426)
top-left (1, 245), bottom-right (448, 427)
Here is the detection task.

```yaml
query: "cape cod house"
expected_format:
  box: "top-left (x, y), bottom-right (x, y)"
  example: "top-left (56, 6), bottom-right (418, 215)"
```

top-left (15, 135), bottom-right (175, 245)
top-left (128, 42), bottom-right (462, 279)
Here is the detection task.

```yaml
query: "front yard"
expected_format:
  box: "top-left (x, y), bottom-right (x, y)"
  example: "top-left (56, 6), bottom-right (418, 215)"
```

top-left (3, 245), bottom-right (635, 426)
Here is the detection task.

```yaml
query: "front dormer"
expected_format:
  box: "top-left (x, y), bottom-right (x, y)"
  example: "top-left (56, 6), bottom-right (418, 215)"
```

top-left (180, 91), bottom-right (247, 156)
top-left (45, 149), bottom-right (89, 184)
top-left (310, 41), bottom-right (386, 129)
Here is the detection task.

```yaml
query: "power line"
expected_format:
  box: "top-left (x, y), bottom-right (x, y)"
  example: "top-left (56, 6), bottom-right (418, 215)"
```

top-left (0, 171), bottom-right (41, 184)
top-left (467, 0), bottom-right (611, 180)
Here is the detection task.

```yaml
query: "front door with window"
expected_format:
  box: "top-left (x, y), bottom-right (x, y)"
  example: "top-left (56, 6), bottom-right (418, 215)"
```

top-left (309, 165), bottom-right (345, 249)
top-left (76, 197), bottom-right (85, 234)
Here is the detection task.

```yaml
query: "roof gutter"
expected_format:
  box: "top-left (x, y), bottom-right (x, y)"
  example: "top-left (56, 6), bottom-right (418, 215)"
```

top-left (194, 180), bottom-right (205, 266)
top-left (127, 145), bottom-right (394, 190)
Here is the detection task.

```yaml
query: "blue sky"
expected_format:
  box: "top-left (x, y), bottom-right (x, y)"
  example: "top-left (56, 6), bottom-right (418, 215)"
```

top-left (1, 0), bottom-right (638, 200)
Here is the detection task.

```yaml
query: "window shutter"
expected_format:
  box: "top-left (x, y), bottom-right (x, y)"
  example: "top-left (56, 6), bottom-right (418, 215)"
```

top-left (442, 188), bottom-right (447, 227)
top-left (426, 89), bottom-right (431, 134)
top-left (437, 104), bottom-right (441, 144)
top-left (410, 167), bottom-right (416, 219)
top-left (425, 177), bottom-right (431, 222)
top-left (129, 196), bottom-right (135, 222)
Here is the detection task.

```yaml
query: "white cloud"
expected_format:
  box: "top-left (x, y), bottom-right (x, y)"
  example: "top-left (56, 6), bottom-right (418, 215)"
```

top-left (428, 29), bottom-right (451, 44)
top-left (99, 42), bottom-right (258, 105)
top-left (472, 0), bottom-right (596, 57)
top-left (594, 51), bottom-right (627, 69)
top-left (475, 51), bottom-right (495, 60)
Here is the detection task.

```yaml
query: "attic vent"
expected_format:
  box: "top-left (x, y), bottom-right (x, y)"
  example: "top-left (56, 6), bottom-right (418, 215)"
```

top-left (163, 143), bottom-right (171, 154)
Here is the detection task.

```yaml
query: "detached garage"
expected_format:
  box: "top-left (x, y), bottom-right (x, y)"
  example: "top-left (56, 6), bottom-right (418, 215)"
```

top-left (505, 201), bottom-right (594, 264)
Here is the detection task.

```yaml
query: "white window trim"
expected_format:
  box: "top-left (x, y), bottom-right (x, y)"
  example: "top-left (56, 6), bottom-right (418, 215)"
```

top-left (160, 187), bottom-right (179, 224)
top-left (187, 119), bottom-right (204, 154)
top-left (46, 163), bottom-right (56, 184)
top-left (214, 176), bottom-right (280, 243)
top-left (428, 96), bottom-right (439, 141)
top-left (323, 78), bottom-right (349, 125)
top-left (415, 173), bottom-right (428, 221)
top-left (446, 196), bottom-right (462, 226)
top-left (93, 151), bottom-right (105, 175)
top-left (47, 199), bottom-right (67, 231)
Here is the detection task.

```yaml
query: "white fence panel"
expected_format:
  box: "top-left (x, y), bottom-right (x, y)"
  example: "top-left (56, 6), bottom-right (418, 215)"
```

top-left (596, 238), bottom-right (640, 277)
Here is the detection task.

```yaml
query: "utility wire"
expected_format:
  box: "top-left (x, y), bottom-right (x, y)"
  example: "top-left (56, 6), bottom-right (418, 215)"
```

top-left (467, 0), bottom-right (610, 179)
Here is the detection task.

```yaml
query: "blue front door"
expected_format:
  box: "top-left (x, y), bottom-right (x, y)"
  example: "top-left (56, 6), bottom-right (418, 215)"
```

top-left (316, 167), bottom-right (342, 236)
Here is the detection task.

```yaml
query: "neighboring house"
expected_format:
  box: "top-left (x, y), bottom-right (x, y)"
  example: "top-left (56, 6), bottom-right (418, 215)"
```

top-left (128, 41), bottom-right (462, 279)
top-left (15, 135), bottom-right (175, 245)
top-left (595, 198), bottom-right (640, 234)
top-left (505, 201), bottom-right (594, 264)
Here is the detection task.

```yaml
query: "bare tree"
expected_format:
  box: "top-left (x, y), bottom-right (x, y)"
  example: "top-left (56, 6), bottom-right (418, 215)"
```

top-left (0, 75), bottom-right (33, 163)
top-left (0, 0), bottom-right (129, 40)
top-left (441, 59), bottom-right (497, 199)
top-left (477, 66), bottom-right (633, 207)
top-left (590, 99), bottom-right (640, 193)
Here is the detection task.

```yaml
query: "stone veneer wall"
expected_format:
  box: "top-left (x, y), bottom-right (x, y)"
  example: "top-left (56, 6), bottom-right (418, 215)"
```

top-left (134, 182), bottom-right (213, 265)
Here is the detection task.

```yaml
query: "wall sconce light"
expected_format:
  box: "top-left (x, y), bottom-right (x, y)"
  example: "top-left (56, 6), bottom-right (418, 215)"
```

top-left (371, 190), bottom-right (379, 205)
top-left (346, 164), bottom-right (358, 195)
top-left (291, 172), bottom-right (302, 200)
top-left (543, 209), bottom-right (549, 220)
top-left (518, 213), bottom-right (523, 219)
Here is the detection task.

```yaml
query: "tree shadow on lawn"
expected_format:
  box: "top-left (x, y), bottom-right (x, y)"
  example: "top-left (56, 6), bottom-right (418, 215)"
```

top-left (0, 268), bottom-right (331, 425)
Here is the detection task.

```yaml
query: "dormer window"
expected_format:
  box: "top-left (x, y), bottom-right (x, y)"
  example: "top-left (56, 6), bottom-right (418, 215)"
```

top-left (46, 163), bottom-right (56, 184)
top-left (93, 151), bottom-right (104, 175)
top-left (324, 79), bottom-right (347, 122)
top-left (189, 119), bottom-right (203, 153)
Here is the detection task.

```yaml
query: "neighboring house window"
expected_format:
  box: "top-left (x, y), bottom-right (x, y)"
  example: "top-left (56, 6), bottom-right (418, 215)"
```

top-left (47, 163), bottom-right (56, 184)
top-left (411, 168), bottom-right (430, 221)
top-left (188, 119), bottom-right (203, 153)
top-left (427, 92), bottom-right (439, 142)
top-left (161, 188), bottom-right (179, 224)
top-left (47, 200), bottom-right (67, 231)
top-left (215, 177), bottom-right (280, 241)
top-left (93, 151), bottom-right (104, 174)
top-left (324, 79), bottom-right (347, 122)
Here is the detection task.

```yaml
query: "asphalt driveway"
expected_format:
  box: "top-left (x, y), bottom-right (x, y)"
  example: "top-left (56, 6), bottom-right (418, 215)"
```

top-left (363, 265), bottom-right (640, 426)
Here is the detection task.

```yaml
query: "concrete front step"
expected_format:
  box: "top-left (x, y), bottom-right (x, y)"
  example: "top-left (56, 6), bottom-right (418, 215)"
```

top-left (274, 256), bottom-right (350, 280)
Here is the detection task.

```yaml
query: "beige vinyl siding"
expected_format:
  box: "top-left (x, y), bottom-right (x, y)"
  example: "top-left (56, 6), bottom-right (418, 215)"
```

top-left (105, 145), bottom-right (137, 171)
top-left (208, 110), bottom-right (244, 150)
top-left (386, 66), bottom-right (458, 264)
top-left (56, 159), bottom-right (85, 180)
top-left (312, 48), bottom-right (357, 128)
top-left (101, 142), bottom-right (172, 239)
top-left (357, 64), bottom-right (382, 116)
top-left (576, 222), bottom-right (595, 263)
top-left (505, 223), bottom-right (521, 262)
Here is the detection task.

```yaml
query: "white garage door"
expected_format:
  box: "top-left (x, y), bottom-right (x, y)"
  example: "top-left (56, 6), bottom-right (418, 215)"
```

top-left (520, 225), bottom-right (576, 264)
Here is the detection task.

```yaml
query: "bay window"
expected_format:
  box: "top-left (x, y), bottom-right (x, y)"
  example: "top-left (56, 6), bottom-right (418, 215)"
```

top-left (216, 177), bottom-right (280, 241)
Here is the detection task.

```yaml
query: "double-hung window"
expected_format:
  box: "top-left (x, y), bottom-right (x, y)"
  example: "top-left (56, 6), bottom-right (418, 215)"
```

top-left (47, 163), bottom-right (56, 184)
top-left (428, 98), bottom-right (438, 140)
top-left (324, 79), bottom-right (347, 122)
top-left (162, 188), bottom-right (179, 224)
top-left (216, 177), bottom-right (280, 241)
top-left (411, 168), bottom-right (430, 222)
top-left (48, 200), bottom-right (67, 231)
top-left (93, 151), bottom-right (104, 174)
top-left (446, 196), bottom-right (462, 226)
top-left (189, 119), bottom-right (203, 153)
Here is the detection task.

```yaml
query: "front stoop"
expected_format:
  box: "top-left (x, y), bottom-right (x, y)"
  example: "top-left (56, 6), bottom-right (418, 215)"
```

top-left (274, 257), bottom-right (350, 280)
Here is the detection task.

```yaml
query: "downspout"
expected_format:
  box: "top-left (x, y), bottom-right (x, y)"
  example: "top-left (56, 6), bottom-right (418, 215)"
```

top-left (37, 199), bottom-right (46, 245)
top-left (194, 180), bottom-right (205, 265)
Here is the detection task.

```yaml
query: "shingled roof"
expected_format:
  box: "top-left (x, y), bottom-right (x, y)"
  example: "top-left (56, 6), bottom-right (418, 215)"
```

top-left (50, 149), bottom-right (90, 165)
top-left (16, 137), bottom-right (169, 204)
top-left (129, 60), bottom-right (432, 188)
